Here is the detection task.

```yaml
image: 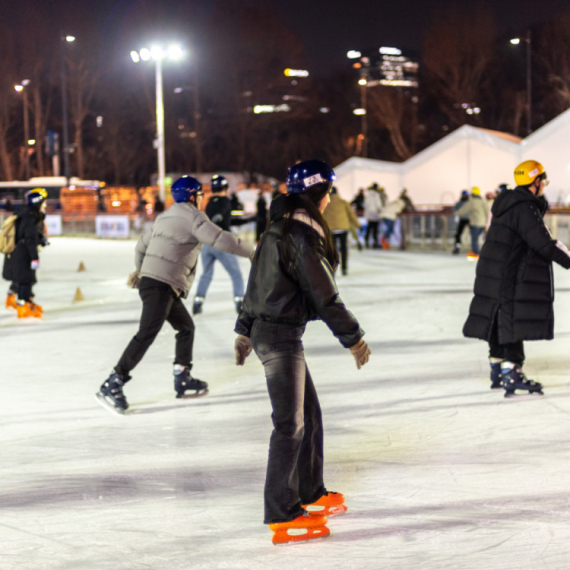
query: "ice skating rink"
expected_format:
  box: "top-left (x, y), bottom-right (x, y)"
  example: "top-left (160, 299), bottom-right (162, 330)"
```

top-left (3, 237), bottom-right (570, 570)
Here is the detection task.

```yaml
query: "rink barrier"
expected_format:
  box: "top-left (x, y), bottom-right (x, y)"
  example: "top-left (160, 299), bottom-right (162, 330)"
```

top-left (0, 211), bottom-right (568, 250)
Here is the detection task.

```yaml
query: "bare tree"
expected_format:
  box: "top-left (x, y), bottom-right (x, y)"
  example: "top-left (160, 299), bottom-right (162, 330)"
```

top-left (423, 6), bottom-right (496, 127)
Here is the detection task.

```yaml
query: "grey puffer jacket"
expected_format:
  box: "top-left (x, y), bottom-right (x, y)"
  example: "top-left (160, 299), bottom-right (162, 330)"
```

top-left (135, 202), bottom-right (252, 297)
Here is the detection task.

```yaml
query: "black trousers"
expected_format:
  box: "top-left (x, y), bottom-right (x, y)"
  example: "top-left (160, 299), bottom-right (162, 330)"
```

top-left (333, 231), bottom-right (348, 274)
top-left (454, 218), bottom-right (469, 245)
top-left (251, 320), bottom-right (326, 524)
top-left (115, 277), bottom-right (195, 375)
top-left (488, 317), bottom-right (525, 366)
top-left (365, 221), bottom-right (379, 247)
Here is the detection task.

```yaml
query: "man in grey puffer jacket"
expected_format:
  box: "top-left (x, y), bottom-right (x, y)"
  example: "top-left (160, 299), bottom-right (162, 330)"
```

top-left (96, 176), bottom-right (253, 414)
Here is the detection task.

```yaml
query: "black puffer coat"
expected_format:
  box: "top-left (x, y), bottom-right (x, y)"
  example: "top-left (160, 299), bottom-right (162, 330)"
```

top-left (463, 187), bottom-right (570, 343)
top-left (235, 196), bottom-right (363, 348)
top-left (2, 206), bottom-right (45, 284)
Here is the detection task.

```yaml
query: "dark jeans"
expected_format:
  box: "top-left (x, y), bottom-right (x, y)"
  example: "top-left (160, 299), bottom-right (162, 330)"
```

top-left (365, 220), bottom-right (379, 247)
top-left (454, 218), bottom-right (469, 245)
top-left (470, 226), bottom-right (485, 254)
top-left (251, 320), bottom-right (326, 524)
top-left (115, 277), bottom-right (195, 375)
top-left (333, 231), bottom-right (348, 274)
top-left (488, 317), bottom-right (525, 366)
top-left (18, 283), bottom-right (32, 302)
top-left (381, 218), bottom-right (395, 239)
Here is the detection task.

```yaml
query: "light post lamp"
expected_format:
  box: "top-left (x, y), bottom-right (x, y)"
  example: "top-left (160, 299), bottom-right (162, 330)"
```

top-left (510, 30), bottom-right (532, 135)
top-left (348, 50), bottom-right (369, 158)
top-left (131, 45), bottom-right (184, 201)
top-left (60, 34), bottom-right (75, 182)
top-left (15, 79), bottom-right (31, 179)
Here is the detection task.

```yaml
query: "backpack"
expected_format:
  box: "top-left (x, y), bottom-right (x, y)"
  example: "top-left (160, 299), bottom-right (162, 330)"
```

top-left (0, 215), bottom-right (18, 254)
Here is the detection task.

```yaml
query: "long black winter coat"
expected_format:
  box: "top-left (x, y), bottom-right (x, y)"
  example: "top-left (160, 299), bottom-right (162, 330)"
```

top-left (463, 187), bottom-right (570, 344)
top-left (235, 196), bottom-right (363, 348)
top-left (2, 206), bottom-right (45, 285)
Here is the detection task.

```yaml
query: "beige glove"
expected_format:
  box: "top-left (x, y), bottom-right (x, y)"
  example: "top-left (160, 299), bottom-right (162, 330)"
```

top-left (349, 339), bottom-right (371, 370)
top-left (234, 334), bottom-right (253, 365)
top-left (127, 270), bottom-right (141, 289)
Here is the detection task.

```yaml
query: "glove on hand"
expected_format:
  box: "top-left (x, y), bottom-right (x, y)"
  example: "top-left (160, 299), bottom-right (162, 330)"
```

top-left (234, 334), bottom-right (253, 366)
top-left (31, 260), bottom-right (40, 270)
top-left (127, 271), bottom-right (141, 289)
top-left (40, 236), bottom-right (50, 247)
top-left (349, 339), bottom-right (371, 370)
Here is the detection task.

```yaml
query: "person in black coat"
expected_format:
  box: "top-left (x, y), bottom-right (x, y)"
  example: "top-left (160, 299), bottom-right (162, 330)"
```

top-left (233, 160), bottom-right (370, 545)
top-left (2, 188), bottom-right (48, 318)
top-left (463, 160), bottom-right (570, 397)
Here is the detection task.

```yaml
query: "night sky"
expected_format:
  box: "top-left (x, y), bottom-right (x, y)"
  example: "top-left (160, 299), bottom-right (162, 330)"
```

top-left (4, 0), bottom-right (570, 75)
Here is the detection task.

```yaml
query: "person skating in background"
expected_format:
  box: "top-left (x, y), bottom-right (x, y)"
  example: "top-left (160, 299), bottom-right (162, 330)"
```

top-left (3, 188), bottom-right (49, 318)
top-left (379, 191), bottom-right (407, 250)
top-left (255, 189), bottom-right (268, 242)
top-left (452, 190), bottom-right (470, 254)
top-left (193, 175), bottom-right (247, 315)
top-left (234, 160), bottom-right (370, 545)
top-left (350, 188), bottom-right (365, 216)
top-left (323, 186), bottom-right (361, 275)
top-left (454, 186), bottom-right (489, 258)
top-left (364, 183), bottom-right (384, 248)
top-left (463, 160), bottom-right (570, 397)
top-left (96, 176), bottom-right (253, 414)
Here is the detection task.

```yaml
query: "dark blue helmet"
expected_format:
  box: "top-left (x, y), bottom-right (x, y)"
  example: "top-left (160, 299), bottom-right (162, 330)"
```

top-left (461, 190), bottom-right (469, 198)
top-left (27, 188), bottom-right (48, 206)
top-left (285, 160), bottom-right (336, 194)
top-left (171, 176), bottom-right (202, 203)
top-left (498, 183), bottom-right (509, 193)
top-left (211, 174), bottom-right (228, 193)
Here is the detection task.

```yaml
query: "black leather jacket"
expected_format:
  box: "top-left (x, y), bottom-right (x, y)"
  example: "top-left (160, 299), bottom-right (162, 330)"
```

top-left (235, 196), bottom-right (364, 348)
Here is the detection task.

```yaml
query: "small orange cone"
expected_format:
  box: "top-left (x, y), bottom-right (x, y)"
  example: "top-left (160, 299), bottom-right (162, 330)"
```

top-left (73, 287), bottom-right (85, 302)
top-left (77, 261), bottom-right (86, 272)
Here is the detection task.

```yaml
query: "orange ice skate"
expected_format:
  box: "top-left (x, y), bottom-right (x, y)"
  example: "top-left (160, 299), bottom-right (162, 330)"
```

top-left (16, 301), bottom-right (43, 319)
top-left (269, 513), bottom-right (329, 546)
top-left (303, 491), bottom-right (347, 517)
top-left (5, 293), bottom-right (17, 310)
top-left (380, 236), bottom-right (390, 250)
top-left (467, 252), bottom-right (479, 261)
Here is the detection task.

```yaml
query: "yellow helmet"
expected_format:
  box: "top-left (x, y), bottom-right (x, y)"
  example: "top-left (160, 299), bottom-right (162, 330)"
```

top-left (514, 160), bottom-right (545, 186)
top-left (471, 186), bottom-right (481, 196)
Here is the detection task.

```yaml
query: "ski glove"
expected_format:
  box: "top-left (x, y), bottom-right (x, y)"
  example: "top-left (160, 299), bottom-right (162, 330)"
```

top-left (31, 260), bottom-right (40, 270)
top-left (127, 270), bottom-right (141, 289)
top-left (349, 339), bottom-right (371, 369)
top-left (234, 334), bottom-right (253, 366)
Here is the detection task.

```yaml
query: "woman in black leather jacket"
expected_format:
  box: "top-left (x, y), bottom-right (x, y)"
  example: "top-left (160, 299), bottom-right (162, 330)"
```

top-left (234, 160), bottom-right (370, 545)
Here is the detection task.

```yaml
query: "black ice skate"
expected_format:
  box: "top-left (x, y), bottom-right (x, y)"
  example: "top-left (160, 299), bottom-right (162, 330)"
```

top-left (490, 361), bottom-right (502, 390)
top-left (234, 296), bottom-right (244, 314)
top-left (96, 371), bottom-right (131, 414)
top-left (193, 296), bottom-right (204, 315)
top-left (501, 362), bottom-right (543, 399)
top-left (452, 243), bottom-right (460, 255)
top-left (174, 367), bottom-right (208, 398)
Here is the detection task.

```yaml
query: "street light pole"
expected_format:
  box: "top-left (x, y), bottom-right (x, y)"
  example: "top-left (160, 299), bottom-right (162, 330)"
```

top-left (361, 80), bottom-right (368, 158)
top-left (155, 57), bottom-right (166, 202)
top-left (60, 34), bottom-right (75, 182)
top-left (525, 29), bottom-right (532, 136)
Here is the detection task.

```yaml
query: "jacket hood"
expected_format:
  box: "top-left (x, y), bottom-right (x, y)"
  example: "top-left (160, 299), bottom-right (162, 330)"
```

top-left (269, 194), bottom-right (288, 222)
top-left (491, 186), bottom-right (547, 217)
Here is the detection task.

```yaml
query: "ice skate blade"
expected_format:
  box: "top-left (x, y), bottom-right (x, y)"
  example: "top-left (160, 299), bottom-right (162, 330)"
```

top-left (305, 504), bottom-right (348, 517)
top-left (176, 389), bottom-right (209, 400)
top-left (95, 392), bottom-right (129, 415)
top-left (272, 527), bottom-right (330, 546)
top-left (504, 391), bottom-right (544, 400)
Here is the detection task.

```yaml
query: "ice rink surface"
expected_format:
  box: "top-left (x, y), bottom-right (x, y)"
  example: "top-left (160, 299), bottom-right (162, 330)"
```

top-left (2, 237), bottom-right (570, 570)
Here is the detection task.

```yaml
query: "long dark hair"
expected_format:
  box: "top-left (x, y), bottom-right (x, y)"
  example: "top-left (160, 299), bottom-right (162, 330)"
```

top-left (280, 183), bottom-right (338, 269)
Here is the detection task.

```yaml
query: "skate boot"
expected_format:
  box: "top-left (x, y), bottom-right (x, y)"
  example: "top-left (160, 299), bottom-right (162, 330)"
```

top-left (16, 301), bottom-right (42, 319)
top-left (192, 296), bottom-right (204, 315)
top-left (452, 243), bottom-right (460, 255)
top-left (95, 371), bottom-right (131, 414)
top-left (501, 362), bottom-right (543, 399)
top-left (234, 296), bottom-right (244, 314)
top-left (174, 366), bottom-right (208, 398)
top-left (380, 236), bottom-right (390, 250)
top-left (269, 512), bottom-right (330, 546)
top-left (5, 293), bottom-right (17, 310)
top-left (490, 359), bottom-right (502, 390)
top-left (302, 491), bottom-right (347, 517)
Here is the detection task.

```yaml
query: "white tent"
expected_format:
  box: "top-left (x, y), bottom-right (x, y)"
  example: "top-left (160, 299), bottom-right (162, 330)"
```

top-left (335, 108), bottom-right (570, 206)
